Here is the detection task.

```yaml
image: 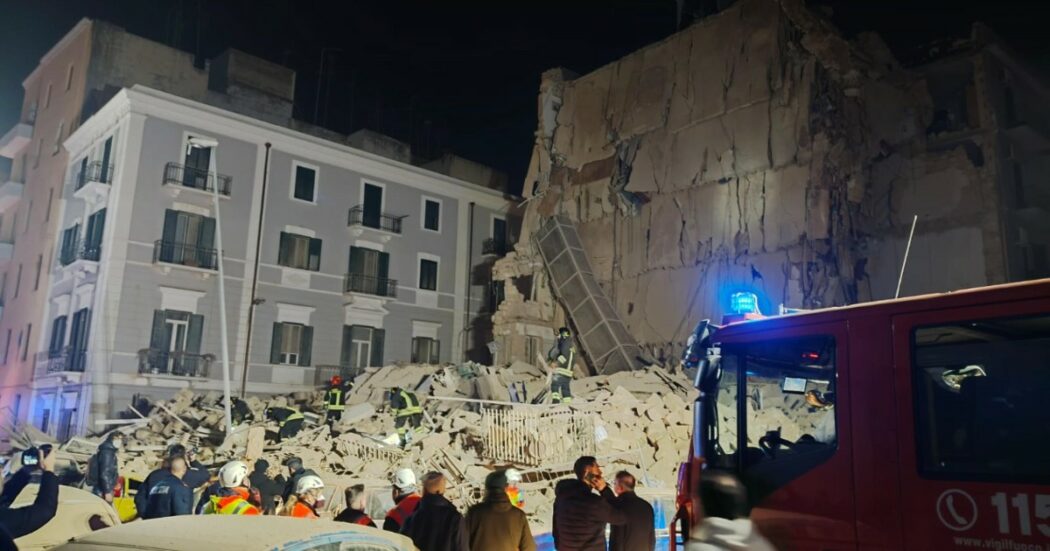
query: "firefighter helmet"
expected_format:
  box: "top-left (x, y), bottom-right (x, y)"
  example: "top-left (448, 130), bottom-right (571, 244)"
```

top-left (330, 375), bottom-right (343, 386)
top-left (218, 460), bottom-right (249, 488)
top-left (393, 468), bottom-right (417, 492)
top-left (296, 474), bottom-right (325, 495)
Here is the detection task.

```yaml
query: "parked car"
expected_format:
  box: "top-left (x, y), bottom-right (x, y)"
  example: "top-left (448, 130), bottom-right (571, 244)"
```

top-left (51, 515), bottom-right (419, 551)
top-left (12, 484), bottom-right (121, 551)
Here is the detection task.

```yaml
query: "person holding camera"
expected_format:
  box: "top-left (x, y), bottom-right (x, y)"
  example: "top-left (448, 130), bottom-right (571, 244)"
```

top-left (552, 456), bottom-right (629, 551)
top-left (0, 444), bottom-right (59, 541)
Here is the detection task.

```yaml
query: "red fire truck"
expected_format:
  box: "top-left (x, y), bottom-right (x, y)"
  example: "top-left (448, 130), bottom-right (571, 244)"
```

top-left (672, 279), bottom-right (1050, 550)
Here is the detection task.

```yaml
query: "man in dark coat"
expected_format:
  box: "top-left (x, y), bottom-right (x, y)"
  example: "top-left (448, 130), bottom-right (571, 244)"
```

top-left (136, 444), bottom-right (188, 515)
top-left (609, 470), bottom-right (655, 551)
top-left (334, 484), bottom-right (375, 527)
top-left (399, 472), bottom-right (468, 551)
top-left (465, 470), bottom-right (536, 551)
top-left (248, 459), bottom-right (284, 514)
top-left (140, 457), bottom-right (193, 519)
top-left (552, 456), bottom-right (628, 551)
top-left (281, 457), bottom-right (317, 503)
top-left (89, 433), bottom-right (123, 503)
top-left (0, 447), bottom-right (58, 540)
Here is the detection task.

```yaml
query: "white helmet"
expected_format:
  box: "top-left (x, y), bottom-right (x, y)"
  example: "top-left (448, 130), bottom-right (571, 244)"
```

top-left (506, 468), bottom-right (522, 484)
top-left (392, 468), bottom-right (417, 492)
top-left (296, 474), bottom-right (325, 495)
top-left (218, 460), bottom-right (249, 488)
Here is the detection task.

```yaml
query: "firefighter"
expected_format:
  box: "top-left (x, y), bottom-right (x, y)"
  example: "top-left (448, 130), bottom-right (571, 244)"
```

top-left (388, 387), bottom-right (424, 446)
top-left (286, 475), bottom-right (326, 519)
top-left (202, 461), bottom-right (260, 515)
top-left (265, 405), bottom-right (304, 442)
top-left (506, 468), bottom-right (525, 509)
top-left (547, 326), bottom-right (576, 403)
top-left (218, 396), bottom-right (253, 426)
top-left (324, 375), bottom-right (347, 426)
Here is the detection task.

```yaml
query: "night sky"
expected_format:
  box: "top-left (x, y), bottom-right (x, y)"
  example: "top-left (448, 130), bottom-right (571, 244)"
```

top-left (2, 0), bottom-right (1049, 193)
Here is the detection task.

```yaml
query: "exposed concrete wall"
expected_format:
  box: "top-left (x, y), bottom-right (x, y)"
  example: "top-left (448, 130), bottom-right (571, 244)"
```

top-left (495, 0), bottom-right (1015, 365)
top-left (422, 154), bottom-right (510, 193)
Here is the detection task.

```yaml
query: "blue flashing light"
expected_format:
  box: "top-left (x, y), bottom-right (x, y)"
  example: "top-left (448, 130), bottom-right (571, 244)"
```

top-left (730, 291), bottom-right (760, 315)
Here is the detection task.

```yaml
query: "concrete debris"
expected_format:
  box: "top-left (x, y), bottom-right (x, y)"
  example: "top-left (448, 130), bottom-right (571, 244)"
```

top-left (4, 362), bottom-right (698, 533)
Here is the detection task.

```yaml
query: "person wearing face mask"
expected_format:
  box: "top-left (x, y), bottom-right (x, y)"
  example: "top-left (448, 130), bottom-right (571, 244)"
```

top-left (285, 475), bottom-right (326, 519)
top-left (88, 433), bottom-right (124, 504)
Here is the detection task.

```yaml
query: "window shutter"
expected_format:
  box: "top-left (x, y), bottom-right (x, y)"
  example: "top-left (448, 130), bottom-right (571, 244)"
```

top-left (162, 210), bottom-right (178, 243)
top-left (90, 209), bottom-right (106, 247)
top-left (299, 325), bottom-right (313, 366)
top-left (410, 337), bottom-right (420, 363)
top-left (348, 247), bottom-right (364, 273)
top-left (340, 326), bottom-right (352, 366)
top-left (370, 329), bottom-right (385, 367)
top-left (308, 238), bottom-right (322, 271)
top-left (199, 216), bottom-right (216, 249)
top-left (269, 323), bottom-right (282, 364)
top-left (431, 339), bottom-right (440, 364)
top-left (186, 314), bottom-right (204, 354)
top-left (378, 252), bottom-right (390, 279)
top-left (278, 232), bottom-right (290, 266)
top-left (149, 310), bottom-right (167, 350)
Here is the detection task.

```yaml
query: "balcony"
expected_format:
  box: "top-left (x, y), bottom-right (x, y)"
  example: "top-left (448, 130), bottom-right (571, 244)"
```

top-left (44, 349), bottom-right (87, 374)
top-left (153, 240), bottom-right (218, 271)
top-left (344, 273), bottom-right (397, 298)
top-left (0, 122), bottom-right (33, 158)
top-left (162, 162), bottom-right (232, 197)
top-left (74, 161), bottom-right (114, 202)
top-left (313, 365), bottom-right (366, 387)
top-left (482, 238), bottom-right (509, 257)
top-left (138, 349), bottom-right (211, 378)
top-left (347, 206), bottom-right (405, 235)
top-left (0, 178), bottom-right (24, 213)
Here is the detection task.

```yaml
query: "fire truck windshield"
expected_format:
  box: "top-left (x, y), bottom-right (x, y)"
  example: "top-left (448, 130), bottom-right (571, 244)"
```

top-left (703, 334), bottom-right (837, 505)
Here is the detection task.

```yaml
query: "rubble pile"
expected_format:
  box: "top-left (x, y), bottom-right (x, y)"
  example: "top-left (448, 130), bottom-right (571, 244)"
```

top-left (8, 362), bottom-right (698, 531)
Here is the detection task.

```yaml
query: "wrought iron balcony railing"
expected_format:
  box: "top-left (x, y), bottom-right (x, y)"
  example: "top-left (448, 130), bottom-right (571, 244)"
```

top-left (313, 364), bottom-right (367, 387)
top-left (153, 240), bottom-right (218, 270)
top-left (59, 239), bottom-right (101, 266)
top-left (347, 206), bottom-right (405, 234)
top-left (163, 162), bottom-right (232, 196)
top-left (138, 349), bottom-right (212, 378)
top-left (44, 348), bottom-right (87, 373)
top-left (482, 238), bottom-right (508, 256)
top-left (343, 273), bottom-right (397, 297)
top-left (75, 161), bottom-right (114, 191)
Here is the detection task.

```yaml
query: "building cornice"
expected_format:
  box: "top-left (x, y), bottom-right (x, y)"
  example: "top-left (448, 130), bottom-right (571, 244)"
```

top-left (23, 18), bottom-right (92, 88)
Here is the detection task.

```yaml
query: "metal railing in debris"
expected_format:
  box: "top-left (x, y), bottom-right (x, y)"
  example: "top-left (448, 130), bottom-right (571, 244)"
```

top-left (479, 406), bottom-right (596, 467)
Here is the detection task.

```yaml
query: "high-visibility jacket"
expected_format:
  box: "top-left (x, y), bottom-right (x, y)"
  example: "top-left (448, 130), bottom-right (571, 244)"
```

top-left (271, 406), bottom-right (304, 427)
top-left (507, 486), bottom-right (525, 509)
top-left (384, 493), bottom-right (421, 529)
top-left (548, 337), bottom-right (576, 377)
top-left (324, 387), bottom-right (345, 411)
top-left (204, 487), bottom-right (260, 515)
top-left (392, 390), bottom-right (422, 418)
top-left (289, 500), bottom-right (319, 519)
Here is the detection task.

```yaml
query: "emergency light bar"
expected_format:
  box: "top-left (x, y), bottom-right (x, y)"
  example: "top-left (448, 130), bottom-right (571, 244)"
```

top-left (730, 291), bottom-right (760, 315)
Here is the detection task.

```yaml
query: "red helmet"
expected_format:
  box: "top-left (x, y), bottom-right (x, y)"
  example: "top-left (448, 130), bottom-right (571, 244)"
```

top-left (331, 375), bottom-right (343, 386)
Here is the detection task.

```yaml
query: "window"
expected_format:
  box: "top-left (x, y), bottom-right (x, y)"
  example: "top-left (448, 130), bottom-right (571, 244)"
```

top-left (347, 246), bottom-right (392, 296)
top-left (707, 335), bottom-right (837, 505)
top-left (45, 189), bottom-right (53, 223)
top-left (147, 310), bottom-right (204, 376)
top-left (59, 224), bottom-right (80, 266)
top-left (489, 281), bottom-right (505, 312)
top-left (83, 209), bottom-right (106, 260)
top-left (912, 315), bottom-right (1050, 483)
top-left (158, 209), bottom-right (217, 269)
top-left (362, 183), bottom-right (383, 228)
top-left (13, 264), bottom-right (22, 299)
top-left (44, 83), bottom-right (52, 109)
top-left (34, 140), bottom-right (42, 168)
top-left (341, 325), bottom-right (385, 369)
top-left (278, 232), bottom-right (321, 271)
top-left (21, 324), bottom-right (31, 361)
top-left (53, 121), bottom-right (64, 155)
top-left (2, 329), bottom-right (10, 365)
top-left (65, 64), bottom-right (74, 91)
top-left (292, 164), bottom-right (317, 203)
top-left (49, 316), bottom-right (67, 357)
top-left (423, 199), bottom-right (441, 232)
top-left (270, 322), bottom-right (313, 366)
top-left (33, 255), bottom-right (42, 291)
top-left (411, 337), bottom-right (440, 364)
top-left (100, 137), bottom-right (112, 183)
top-left (24, 200), bottom-right (31, 234)
top-left (419, 258), bottom-right (438, 291)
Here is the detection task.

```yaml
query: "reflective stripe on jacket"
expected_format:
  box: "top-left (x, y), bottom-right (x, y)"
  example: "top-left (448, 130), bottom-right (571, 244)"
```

top-left (289, 500), bottom-right (319, 519)
top-left (394, 390), bottom-right (423, 417)
top-left (204, 488), bottom-right (260, 515)
top-left (325, 388), bottom-right (345, 411)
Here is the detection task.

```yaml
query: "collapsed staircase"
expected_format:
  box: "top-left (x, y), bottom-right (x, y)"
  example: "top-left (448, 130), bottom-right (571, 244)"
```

top-left (534, 215), bottom-right (647, 374)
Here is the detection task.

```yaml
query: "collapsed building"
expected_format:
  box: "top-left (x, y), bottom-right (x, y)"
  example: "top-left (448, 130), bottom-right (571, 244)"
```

top-left (492, 0), bottom-right (1050, 367)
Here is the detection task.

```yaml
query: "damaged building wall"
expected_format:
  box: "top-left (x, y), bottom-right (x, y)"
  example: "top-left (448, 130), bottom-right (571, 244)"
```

top-left (495, 0), bottom-right (1028, 365)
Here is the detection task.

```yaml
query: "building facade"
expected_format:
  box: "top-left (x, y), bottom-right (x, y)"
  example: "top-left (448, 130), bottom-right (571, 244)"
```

top-left (34, 86), bottom-right (511, 437)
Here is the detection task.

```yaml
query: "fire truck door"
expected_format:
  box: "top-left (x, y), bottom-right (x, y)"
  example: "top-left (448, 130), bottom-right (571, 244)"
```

top-left (892, 300), bottom-right (1050, 550)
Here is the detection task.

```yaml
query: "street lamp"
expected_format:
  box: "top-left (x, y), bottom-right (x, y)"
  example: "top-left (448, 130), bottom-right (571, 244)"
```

top-left (187, 136), bottom-right (233, 437)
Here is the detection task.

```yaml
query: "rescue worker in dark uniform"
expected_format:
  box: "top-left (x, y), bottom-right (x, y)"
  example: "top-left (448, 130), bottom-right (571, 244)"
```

top-left (388, 387), bottom-right (424, 446)
top-left (324, 375), bottom-right (348, 426)
top-left (265, 405), bottom-right (304, 442)
top-left (230, 396), bottom-right (254, 425)
top-left (547, 327), bottom-right (576, 403)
